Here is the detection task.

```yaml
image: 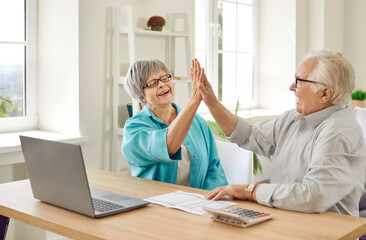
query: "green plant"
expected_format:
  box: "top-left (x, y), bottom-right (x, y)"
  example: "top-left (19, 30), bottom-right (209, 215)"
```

top-left (207, 121), bottom-right (226, 138)
top-left (0, 96), bottom-right (12, 117)
top-left (234, 98), bottom-right (239, 116)
top-left (147, 16), bottom-right (166, 27)
top-left (351, 89), bottom-right (366, 100)
top-left (253, 153), bottom-right (263, 175)
top-left (0, 95), bottom-right (22, 118)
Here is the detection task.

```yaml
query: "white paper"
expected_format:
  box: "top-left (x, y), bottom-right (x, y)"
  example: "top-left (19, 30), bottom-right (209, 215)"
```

top-left (145, 190), bottom-right (237, 215)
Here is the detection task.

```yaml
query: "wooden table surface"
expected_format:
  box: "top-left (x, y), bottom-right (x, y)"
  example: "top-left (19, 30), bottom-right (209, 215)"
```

top-left (1, 168), bottom-right (366, 240)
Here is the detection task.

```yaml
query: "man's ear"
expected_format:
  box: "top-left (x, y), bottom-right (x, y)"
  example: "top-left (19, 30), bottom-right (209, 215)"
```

top-left (320, 87), bottom-right (334, 103)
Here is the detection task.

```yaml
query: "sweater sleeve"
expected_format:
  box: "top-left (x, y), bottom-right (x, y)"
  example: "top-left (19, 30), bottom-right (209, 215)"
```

top-left (122, 115), bottom-right (181, 167)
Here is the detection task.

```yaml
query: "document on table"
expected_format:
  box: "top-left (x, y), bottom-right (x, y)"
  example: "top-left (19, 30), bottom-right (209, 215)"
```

top-left (145, 190), bottom-right (237, 215)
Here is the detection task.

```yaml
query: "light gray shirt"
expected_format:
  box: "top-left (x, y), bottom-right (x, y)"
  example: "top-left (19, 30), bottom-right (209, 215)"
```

top-left (229, 105), bottom-right (366, 216)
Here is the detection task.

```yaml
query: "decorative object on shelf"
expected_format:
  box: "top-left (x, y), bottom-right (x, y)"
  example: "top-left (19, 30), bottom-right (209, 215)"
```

top-left (147, 16), bottom-right (166, 31)
top-left (351, 89), bottom-right (366, 110)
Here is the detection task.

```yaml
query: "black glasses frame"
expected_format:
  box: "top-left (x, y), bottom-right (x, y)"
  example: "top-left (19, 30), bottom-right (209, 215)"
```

top-left (143, 74), bottom-right (172, 89)
top-left (295, 76), bottom-right (327, 88)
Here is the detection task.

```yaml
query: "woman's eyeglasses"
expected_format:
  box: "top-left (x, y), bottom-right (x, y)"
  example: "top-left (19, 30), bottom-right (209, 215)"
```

top-left (143, 74), bottom-right (172, 89)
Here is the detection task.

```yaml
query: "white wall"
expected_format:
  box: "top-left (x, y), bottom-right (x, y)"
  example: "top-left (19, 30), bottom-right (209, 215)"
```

top-left (38, 0), bottom-right (79, 135)
top-left (300, 0), bottom-right (344, 58)
top-left (258, 0), bottom-right (296, 110)
top-left (259, 0), bottom-right (365, 110)
top-left (344, 0), bottom-right (366, 91)
top-left (303, 0), bottom-right (365, 94)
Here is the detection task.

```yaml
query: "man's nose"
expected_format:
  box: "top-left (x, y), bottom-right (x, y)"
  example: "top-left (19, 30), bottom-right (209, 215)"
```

top-left (289, 82), bottom-right (296, 91)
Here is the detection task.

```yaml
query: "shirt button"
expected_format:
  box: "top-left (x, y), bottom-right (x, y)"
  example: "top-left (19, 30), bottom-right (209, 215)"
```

top-left (193, 170), bottom-right (197, 174)
top-left (187, 141), bottom-right (190, 145)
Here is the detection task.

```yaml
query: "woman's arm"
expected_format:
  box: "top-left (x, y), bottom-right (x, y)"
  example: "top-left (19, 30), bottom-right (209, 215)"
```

top-left (166, 59), bottom-right (204, 155)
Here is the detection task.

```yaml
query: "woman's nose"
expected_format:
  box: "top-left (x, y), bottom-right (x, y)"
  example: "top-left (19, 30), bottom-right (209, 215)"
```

top-left (157, 80), bottom-right (164, 88)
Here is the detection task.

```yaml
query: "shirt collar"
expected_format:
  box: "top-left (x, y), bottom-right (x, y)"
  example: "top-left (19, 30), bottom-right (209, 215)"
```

top-left (141, 102), bottom-right (181, 125)
top-left (295, 105), bottom-right (347, 129)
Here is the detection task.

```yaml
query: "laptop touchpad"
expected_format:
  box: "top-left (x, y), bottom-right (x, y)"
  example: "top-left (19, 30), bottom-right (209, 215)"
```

top-left (101, 194), bottom-right (133, 202)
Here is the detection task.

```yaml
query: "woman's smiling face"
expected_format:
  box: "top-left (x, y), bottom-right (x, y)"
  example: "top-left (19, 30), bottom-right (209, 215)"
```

top-left (143, 69), bottom-right (175, 109)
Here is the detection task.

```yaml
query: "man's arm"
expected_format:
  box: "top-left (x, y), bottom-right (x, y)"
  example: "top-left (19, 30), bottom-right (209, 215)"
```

top-left (198, 73), bottom-right (238, 136)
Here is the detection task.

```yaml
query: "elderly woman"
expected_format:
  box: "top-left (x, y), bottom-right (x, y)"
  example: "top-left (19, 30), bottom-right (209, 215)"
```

top-left (122, 58), bottom-right (228, 190)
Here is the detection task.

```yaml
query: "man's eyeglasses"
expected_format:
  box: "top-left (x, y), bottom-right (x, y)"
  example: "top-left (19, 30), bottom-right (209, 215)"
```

top-left (143, 74), bottom-right (172, 89)
top-left (295, 76), bottom-right (327, 88)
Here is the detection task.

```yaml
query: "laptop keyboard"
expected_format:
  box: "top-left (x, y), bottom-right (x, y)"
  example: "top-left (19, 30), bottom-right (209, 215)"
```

top-left (92, 198), bottom-right (126, 213)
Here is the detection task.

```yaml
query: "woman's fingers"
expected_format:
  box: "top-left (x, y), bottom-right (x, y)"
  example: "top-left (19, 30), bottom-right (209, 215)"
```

top-left (191, 59), bottom-right (198, 83)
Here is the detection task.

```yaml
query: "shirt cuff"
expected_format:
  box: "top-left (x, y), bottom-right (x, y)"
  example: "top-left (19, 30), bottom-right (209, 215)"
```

top-left (256, 183), bottom-right (278, 207)
top-left (227, 117), bottom-right (252, 145)
top-left (149, 128), bottom-right (181, 160)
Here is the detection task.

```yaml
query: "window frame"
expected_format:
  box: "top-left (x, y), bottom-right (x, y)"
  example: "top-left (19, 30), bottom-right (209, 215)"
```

top-left (195, 0), bottom-right (259, 113)
top-left (0, 0), bottom-right (37, 133)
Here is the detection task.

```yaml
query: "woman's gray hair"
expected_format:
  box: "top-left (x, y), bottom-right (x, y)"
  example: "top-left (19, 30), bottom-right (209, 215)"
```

top-left (124, 58), bottom-right (171, 105)
top-left (303, 49), bottom-right (355, 105)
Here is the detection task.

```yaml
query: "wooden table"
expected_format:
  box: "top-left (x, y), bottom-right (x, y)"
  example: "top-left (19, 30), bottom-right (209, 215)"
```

top-left (1, 168), bottom-right (366, 240)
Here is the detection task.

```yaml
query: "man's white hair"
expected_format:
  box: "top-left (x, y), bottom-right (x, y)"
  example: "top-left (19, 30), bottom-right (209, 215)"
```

top-left (303, 49), bottom-right (355, 105)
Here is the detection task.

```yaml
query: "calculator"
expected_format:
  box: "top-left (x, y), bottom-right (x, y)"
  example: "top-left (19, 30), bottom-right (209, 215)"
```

top-left (203, 206), bottom-right (273, 227)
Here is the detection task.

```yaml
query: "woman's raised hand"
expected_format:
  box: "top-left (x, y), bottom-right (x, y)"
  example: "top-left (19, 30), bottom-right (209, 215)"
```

top-left (190, 58), bottom-right (205, 101)
top-left (190, 58), bottom-right (219, 106)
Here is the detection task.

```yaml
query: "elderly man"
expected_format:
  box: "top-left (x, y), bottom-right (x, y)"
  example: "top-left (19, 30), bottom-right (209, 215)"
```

top-left (202, 49), bottom-right (366, 216)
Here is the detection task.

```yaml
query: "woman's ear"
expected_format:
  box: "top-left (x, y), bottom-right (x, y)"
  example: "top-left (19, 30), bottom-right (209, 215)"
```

top-left (320, 87), bottom-right (334, 103)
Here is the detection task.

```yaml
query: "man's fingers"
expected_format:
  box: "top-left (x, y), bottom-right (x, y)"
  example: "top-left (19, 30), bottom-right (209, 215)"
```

top-left (205, 187), bottom-right (221, 199)
top-left (212, 191), bottom-right (225, 201)
top-left (198, 83), bottom-right (209, 97)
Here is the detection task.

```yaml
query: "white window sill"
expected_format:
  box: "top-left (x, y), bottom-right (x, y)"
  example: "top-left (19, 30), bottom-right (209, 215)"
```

top-left (0, 130), bottom-right (89, 154)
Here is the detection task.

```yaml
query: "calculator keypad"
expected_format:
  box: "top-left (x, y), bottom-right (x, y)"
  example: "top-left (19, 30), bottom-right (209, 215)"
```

top-left (226, 207), bottom-right (271, 220)
top-left (204, 206), bottom-right (273, 227)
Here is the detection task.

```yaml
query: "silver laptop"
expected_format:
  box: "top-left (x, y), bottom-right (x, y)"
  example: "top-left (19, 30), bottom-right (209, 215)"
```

top-left (19, 135), bottom-right (149, 218)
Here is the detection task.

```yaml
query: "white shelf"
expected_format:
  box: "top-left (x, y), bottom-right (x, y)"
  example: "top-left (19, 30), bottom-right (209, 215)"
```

top-left (112, 6), bottom-right (191, 173)
top-left (119, 27), bottom-right (188, 37)
top-left (173, 79), bottom-right (192, 84)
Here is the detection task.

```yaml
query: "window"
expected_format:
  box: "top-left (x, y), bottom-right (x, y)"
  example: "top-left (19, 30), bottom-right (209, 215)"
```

top-left (0, 0), bottom-right (37, 132)
top-left (195, 0), bottom-right (258, 112)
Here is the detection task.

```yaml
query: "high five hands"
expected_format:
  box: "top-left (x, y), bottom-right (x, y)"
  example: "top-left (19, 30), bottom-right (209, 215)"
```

top-left (190, 58), bottom-right (205, 102)
top-left (190, 58), bottom-right (218, 106)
